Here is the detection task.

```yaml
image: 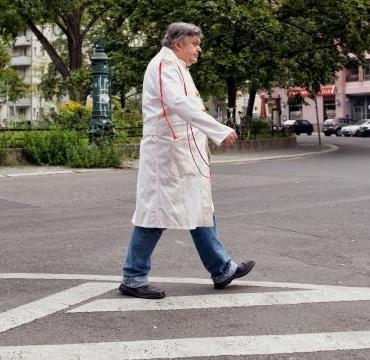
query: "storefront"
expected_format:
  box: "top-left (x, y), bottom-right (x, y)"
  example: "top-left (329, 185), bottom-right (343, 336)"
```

top-left (285, 86), bottom-right (336, 124)
top-left (323, 96), bottom-right (336, 119)
top-left (350, 95), bottom-right (370, 121)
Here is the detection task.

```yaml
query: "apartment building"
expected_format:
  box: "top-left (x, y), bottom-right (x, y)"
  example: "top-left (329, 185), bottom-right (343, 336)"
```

top-left (0, 27), bottom-right (56, 127)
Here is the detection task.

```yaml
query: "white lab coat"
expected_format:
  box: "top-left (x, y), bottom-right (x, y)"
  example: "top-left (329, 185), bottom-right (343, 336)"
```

top-left (132, 47), bottom-right (233, 229)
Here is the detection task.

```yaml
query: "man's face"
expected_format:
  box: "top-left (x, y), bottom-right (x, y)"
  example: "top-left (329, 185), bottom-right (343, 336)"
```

top-left (174, 35), bottom-right (202, 66)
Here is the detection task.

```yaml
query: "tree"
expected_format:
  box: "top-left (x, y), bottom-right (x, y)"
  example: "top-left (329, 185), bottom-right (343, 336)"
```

top-left (106, 0), bottom-right (370, 124)
top-left (272, 0), bottom-right (370, 143)
top-left (274, 0), bottom-right (370, 88)
top-left (0, 40), bottom-right (28, 101)
top-left (104, 0), bottom-right (285, 123)
top-left (0, 0), bottom-right (135, 102)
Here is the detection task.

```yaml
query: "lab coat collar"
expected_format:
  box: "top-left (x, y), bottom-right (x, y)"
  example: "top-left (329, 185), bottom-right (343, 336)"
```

top-left (161, 47), bottom-right (189, 69)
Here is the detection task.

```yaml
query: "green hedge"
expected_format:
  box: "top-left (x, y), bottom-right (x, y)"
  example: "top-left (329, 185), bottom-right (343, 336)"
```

top-left (23, 129), bottom-right (125, 168)
top-left (0, 131), bottom-right (10, 165)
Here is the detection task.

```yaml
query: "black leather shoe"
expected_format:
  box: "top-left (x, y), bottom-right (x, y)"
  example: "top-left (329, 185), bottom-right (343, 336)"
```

top-left (214, 260), bottom-right (256, 289)
top-left (118, 284), bottom-right (166, 299)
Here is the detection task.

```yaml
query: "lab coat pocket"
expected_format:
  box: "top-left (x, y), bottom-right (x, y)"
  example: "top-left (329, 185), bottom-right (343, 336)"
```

top-left (171, 138), bottom-right (197, 177)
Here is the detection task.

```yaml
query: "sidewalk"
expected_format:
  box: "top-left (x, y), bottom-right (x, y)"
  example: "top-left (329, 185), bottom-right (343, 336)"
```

top-left (0, 143), bottom-right (337, 178)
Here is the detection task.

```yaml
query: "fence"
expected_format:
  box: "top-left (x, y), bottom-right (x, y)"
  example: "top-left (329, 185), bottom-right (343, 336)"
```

top-left (0, 124), bottom-right (293, 148)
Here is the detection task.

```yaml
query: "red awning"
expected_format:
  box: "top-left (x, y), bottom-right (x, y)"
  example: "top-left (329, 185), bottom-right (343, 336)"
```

top-left (287, 88), bottom-right (309, 97)
top-left (287, 85), bottom-right (336, 97)
top-left (317, 85), bottom-right (336, 96)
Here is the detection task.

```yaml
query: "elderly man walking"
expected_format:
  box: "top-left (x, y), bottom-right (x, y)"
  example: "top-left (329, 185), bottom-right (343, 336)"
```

top-left (119, 22), bottom-right (255, 299)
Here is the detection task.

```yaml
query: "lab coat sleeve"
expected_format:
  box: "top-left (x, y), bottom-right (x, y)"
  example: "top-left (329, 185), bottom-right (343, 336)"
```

top-left (161, 63), bottom-right (233, 145)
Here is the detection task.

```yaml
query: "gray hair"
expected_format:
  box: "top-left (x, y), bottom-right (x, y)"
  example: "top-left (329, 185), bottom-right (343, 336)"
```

top-left (161, 22), bottom-right (203, 49)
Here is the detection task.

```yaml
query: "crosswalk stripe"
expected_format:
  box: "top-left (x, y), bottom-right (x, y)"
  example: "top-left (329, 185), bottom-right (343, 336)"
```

top-left (69, 287), bottom-right (370, 313)
top-left (0, 272), bottom-right (342, 290)
top-left (0, 282), bottom-right (117, 334)
top-left (1, 330), bottom-right (370, 359)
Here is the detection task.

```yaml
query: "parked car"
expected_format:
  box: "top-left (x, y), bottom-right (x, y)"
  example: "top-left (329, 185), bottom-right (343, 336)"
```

top-left (322, 118), bottom-right (355, 136)
top-left (283, 119), bottom-right (313, 135)
top-left (358, 122), bottom-right (370, 137)
top-left (341, 119), bottom-right (370, 137)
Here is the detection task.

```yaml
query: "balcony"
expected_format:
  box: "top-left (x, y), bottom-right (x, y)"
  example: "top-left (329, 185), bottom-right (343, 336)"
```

top-left (13, 97), bottom-right (32, 107)
top-left (10, 56), bottom-right (32, 67)
top-left (364, 73), bottom-right (370, 81)
top-left (346, 73), bottom-right (359, 82)
top-left (345, 80), bottom-right (370, 95)
top-left (14, 35), bottom-right (31, 47)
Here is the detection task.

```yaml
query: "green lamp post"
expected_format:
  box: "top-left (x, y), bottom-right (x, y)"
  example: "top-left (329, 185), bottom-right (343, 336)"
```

top-left (88, 40), bottom-right (113, 143)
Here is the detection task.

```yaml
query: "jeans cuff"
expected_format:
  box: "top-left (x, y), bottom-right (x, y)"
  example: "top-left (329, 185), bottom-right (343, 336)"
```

top-left (122, 275), bottom-right (148, 288)
top-left (212, 260), bottom-right (238, 284)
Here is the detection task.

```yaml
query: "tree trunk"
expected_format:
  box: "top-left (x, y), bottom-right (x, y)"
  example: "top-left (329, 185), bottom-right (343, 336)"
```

top-left (120, 90), bottom-right (126, 108)
top-left (246, 85), bottom-right (257, 118)
top-left (226, 77), bottom-right (237, 128)
top-left (26, 20), bottom-right (70, 80)
top-left (66, 12), bottom-right (83, 71)
top-left (28, 13), bottom-right (86, 102)
top-left (65, 12), bottom-right (84, 102)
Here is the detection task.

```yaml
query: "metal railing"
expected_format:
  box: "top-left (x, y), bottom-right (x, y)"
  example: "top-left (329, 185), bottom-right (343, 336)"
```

top-left (0, 124), bottom-right (293, 148)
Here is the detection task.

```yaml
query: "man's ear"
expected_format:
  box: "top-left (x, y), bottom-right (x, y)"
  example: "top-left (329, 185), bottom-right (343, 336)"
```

top-left (174, 40), bottom-right (183, 50)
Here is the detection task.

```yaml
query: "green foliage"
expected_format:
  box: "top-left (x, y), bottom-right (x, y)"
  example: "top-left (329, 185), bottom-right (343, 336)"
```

top-left (0, 0), bottom-right (130, 102)
top-left (37, 62), bottom-right (67, 102)
top-left (0, 131), bottom-right (10, 165)
top-left (250, 118), bottom-right (271, 132)
top-left (104, 0), bottom-right (370, 114)
top-left (112, 107), bottom-right (142, 129)
top-left (38, 63), bottom-right (92, 103)
top-left (0, 40), bottom-right (28, 101)
top-left (23, 129), bottom-right (124, 168)
top-left (275, 0), bottom-right (370, 90)
top-left (51, 101), bottom-right (92, 129)
top-left (111, 100), bottom-right (143, 141)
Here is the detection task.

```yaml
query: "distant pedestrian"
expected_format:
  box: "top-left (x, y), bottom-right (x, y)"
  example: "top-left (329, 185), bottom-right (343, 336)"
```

top-left (119, 22), bottom-right (255, 299)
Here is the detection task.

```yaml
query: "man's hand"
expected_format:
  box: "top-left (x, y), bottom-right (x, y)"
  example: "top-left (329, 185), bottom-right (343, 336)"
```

top-left (222, 130), bottom-right (237, 147)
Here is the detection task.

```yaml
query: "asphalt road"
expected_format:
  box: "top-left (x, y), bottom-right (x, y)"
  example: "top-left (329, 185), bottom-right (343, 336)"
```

top-left (0, 134), bottom-right (370, 359)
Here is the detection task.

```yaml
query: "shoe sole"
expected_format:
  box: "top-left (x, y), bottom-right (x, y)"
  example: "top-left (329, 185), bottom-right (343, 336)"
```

top-left (214, 260), bottom-right (256, 289)
top-left (119, 285), bottom-right (166, 299)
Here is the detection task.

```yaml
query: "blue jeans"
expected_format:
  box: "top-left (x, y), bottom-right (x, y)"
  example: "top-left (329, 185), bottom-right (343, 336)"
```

top-left (122, 215), bottom-right (237, 288)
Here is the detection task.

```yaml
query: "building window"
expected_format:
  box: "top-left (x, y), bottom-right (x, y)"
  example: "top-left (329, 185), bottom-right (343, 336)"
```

top-left (346, 67), bottom-right (359, 82)
top-left (351, 96), bottom-right (370, 121)
top-left (324, 97), bottom-right (336, 119)
top-left (363, 60), bottom-right (370, 81)
top-left (288, 104), bottom-right (302, 120)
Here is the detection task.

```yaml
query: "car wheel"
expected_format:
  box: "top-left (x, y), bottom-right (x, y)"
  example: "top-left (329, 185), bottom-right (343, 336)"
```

top-left (324, 132), bottom-right (330, 136)
top-left (307, 132), bottom-right (312, 135)
top-left (354, 131), bottom-right (359, 137)
top-left (336, 129), bottom-right (342, 136)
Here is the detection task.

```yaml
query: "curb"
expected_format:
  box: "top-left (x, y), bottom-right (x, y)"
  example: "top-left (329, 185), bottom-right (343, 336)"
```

top-left (211, 144), bottom-right (338, 164)
top-left (0, 144), bottom-right (338, 178)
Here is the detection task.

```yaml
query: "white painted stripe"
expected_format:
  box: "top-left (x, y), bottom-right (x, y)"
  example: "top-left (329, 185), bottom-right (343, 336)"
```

top-left (0, 272), bottom-right (333, 290)
top-left (0, 282), bottom-right (116, 334)
top-left (0, 272), bottom-right (122, 282)
top-left (70, 287), bottom-right (370, 313)
top-left (0, 331), bottom-right (370, 359)
top-left (5, 170), bottom-right (74, 177)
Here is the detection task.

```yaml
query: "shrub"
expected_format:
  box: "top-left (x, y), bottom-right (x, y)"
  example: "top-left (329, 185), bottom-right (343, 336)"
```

top-left (112, 107), bottom-right (142, 128)
top-left (65, 137), bottom-right (124, 168)
top-left (250, 118), bottom-right (271, 132)
top-left (52, 101), bottom-right (92, 129)
top-left (23, 129), bottom-right (124, 168)
top-left (111, 108), bottom-right (142, 143)
top-left (0, 131), bottom-right (10, 165)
